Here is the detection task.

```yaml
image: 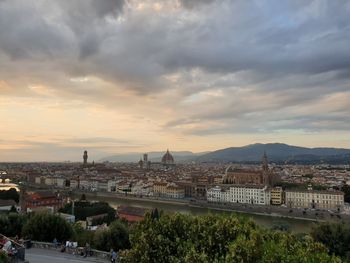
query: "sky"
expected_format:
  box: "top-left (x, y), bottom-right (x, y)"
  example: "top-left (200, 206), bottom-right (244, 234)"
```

top-left (0, 0), bottom-right (350, 161)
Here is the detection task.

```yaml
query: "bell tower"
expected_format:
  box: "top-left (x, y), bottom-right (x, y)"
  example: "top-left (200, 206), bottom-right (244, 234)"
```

top-left (83, 150), bottom-right (88, 165)
top-left (262, 151), bottom-right (268, 172)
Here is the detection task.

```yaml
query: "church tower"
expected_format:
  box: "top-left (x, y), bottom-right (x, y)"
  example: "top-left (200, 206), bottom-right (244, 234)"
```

top-left (83, 150), bottom-right (88, 165)
top-left (262, 151), bottom-right (270, 186)
top-left (262, 151), bottom-right (268, 172)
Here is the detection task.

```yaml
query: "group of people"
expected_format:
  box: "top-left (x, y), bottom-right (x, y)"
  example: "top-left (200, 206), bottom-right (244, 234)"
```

top-left (57, 239), bottom-right (91, 257)
top-left (0, 238), bottom-right (18, 259)
top-left (54, 238), bottom-right (119, 262)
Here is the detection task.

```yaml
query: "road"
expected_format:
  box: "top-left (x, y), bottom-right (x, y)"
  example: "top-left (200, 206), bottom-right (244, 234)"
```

top-left (26, 248), bottom-right (108, 263)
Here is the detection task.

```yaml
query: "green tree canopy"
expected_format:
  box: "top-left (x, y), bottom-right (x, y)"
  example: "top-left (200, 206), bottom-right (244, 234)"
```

top-left (59, 201), bottom-right (115, 223)
top-left (93, 220), bottom-right (130, 251)
top-left (0, 188), bottom-right (19, 203)
top-left (311, 221), bottom-right (350, 262)
top-left (22, 212), bottom-right (73, 242)
top-left (0, 213), bottom-right (27, 237)
top-left (120, 213), bottom-right (341, 263)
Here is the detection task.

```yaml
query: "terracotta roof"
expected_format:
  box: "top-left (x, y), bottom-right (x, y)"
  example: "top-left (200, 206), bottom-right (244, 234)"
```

top-left (117, 205), bottom-right (146, 217)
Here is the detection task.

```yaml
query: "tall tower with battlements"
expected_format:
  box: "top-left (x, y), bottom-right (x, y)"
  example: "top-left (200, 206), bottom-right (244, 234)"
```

top-left (83, 150), bottom-right (88, 165)
top-left (262, 151), bottom-right (268, 172)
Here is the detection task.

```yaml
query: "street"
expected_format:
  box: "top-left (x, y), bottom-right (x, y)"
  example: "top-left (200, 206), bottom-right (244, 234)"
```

top-left (25, 248), bottom-right (108, 263)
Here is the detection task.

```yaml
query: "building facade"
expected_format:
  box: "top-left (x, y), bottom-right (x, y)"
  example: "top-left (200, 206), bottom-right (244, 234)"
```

top-left (207, 185), bottom-right (271, 205)
top-left (285, 189), bottom-right (344, 210)
top-left (270, 187), bottom-right (283, 205)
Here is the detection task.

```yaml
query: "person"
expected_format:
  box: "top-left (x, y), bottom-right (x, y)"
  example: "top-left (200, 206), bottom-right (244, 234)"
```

top-left (111, 249), bottom-right (117, 263)
top-left (84, 242), bottom-right (90, 257)
top-left (53, 238), bottom-right (58, 248)
top-left (60, 242), bottom-right (66, 253)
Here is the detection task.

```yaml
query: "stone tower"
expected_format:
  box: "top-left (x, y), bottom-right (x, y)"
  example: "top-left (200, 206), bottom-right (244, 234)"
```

top-left (262, 151), bottom-right (268, 172)
top-left (83, 150), bottom-right (88, 165)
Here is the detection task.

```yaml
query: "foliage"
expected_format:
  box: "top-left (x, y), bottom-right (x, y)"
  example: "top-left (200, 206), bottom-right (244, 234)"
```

top-left (72, 223), bottom-right (94, 246)
top-left (120, 213), bottom-right (341, 263)
top-left (9, 205), bottom-right (17, 213)
top-left (0, 251), bottom-right (9, 263)
top-left (311, 221), bottom-right (350, 262)
top-left (0, 213), bottom-right (27, 237)
top-left (0, 188), bottom-right (19, 203)
top-left (80, 194), bottom-right (87, 201)
top-left (93, 220), bottom-right (130, 252)
top-left (150, 208), bottom-right (160, 220)
top-left (22, 212), bottom-right (73, 242)
top-left (59, 201), bottom-right (115, 223)
top-left (341, 184), bottom-right (350, 203)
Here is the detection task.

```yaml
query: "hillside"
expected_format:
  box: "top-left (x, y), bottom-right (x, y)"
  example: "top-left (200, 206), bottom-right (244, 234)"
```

top-left (196, 143), bottom-right (350, 163)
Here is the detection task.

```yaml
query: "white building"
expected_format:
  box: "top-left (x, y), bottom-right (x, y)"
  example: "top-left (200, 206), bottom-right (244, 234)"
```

top-left (285, 189), bottom-right (344, 210)
top-left (70, 179), bottom-right (78, 189)
top-left (207, 185), bottom-right (271, 205)
top-left (34, 177), bottom-right (41, 185)
top-left (56, 178), bottom-right (66, 188)
top-left (107, 180), bottom-right (116, 192)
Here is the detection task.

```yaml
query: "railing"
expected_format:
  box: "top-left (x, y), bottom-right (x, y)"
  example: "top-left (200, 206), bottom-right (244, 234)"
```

top-left (31, 241), bottom-right (111, 260)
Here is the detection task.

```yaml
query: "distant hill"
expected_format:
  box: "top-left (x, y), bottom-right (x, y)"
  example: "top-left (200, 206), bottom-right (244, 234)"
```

top-left (195, 143), bottom-right (350, 164)
top-left (99, 151), bottom-right (206, 163)
top-left (99, 143), bottom-right (350, 164)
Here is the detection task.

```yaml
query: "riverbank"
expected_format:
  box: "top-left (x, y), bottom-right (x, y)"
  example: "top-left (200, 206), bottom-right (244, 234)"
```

top-left (73, 190), bottom-right (349, 223)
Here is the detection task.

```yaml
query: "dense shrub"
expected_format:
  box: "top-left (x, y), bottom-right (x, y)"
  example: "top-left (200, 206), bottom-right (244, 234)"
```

top-left (0, 188), bottom-right (19, 203)
top-left (93, 220), bottom-right (130, 251)
top-left (22, 212), bottom-right (73, 242)
top-left (0, 213), bottom-right (27, 237)
top-left (311, 222), bottom-right (350, 262)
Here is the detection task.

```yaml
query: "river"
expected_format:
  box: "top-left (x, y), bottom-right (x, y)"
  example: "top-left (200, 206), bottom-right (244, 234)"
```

top-left (75, 192), bottom-right (316, 233)
top-left (1, 182), bottom-right (315, 233)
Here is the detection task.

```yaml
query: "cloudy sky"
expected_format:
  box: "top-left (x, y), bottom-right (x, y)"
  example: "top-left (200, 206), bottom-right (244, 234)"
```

top-left (0, 0), bottom-right (349, 161)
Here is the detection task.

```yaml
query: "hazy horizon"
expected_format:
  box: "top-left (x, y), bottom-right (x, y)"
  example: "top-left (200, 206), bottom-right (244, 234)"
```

top-left (0, 0), bottom-right (349, 162)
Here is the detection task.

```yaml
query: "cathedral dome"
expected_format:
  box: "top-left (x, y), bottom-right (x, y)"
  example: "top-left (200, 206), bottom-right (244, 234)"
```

top-left (161, 149), bottom-right (174, 164)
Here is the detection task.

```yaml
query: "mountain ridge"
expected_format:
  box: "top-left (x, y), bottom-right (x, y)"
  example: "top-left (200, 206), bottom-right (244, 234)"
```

top-left (99, 143), bottom-right (350, 164)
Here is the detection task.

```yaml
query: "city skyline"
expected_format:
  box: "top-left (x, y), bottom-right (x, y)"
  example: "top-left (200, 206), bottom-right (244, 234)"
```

top-left (1, 0), bottom-right (350, 161)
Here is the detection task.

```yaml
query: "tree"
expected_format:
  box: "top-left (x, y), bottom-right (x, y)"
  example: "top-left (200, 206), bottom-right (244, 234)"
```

top-left (80, 194), bottom-right (87, 201)
top-left (72, 223), bottom-right (94, 246)
top-left (150, 208), bottom-right (159, 220)
top-left (120, 213), bottom-right (341, 263)
top-left (311, 222), bottom-right (350, 262)
top-left (341, 184), bottom-right (350, 203)
top-left (22, 212), bottom-right (73, 242)
top-left (0, 213), bottom-right (27, 237)
top-left (93, 220), bottom-right (130, 252)
top-left (59, 201), bottom-right (115, 223)
top-left (0, 188), bottom-right (19, 203)
top-left (9, 205), bottom-right (17, 213)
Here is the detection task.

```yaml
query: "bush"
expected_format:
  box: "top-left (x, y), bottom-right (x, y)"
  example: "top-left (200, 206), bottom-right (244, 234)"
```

top-left (93, 220), bottom-right (130, 251)
top-left (22, 212), bottom-right (73, 242)
top-left (72, 223), bottom-right (94, 246)
top-left (0, 251), bottom-right (9, 263)
top-left (0, 213), bottom-right (27, 237)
